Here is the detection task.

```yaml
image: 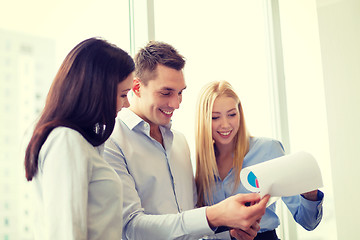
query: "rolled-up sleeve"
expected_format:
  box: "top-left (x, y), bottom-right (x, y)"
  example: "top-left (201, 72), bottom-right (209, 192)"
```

top-left (104, 137), bottom-right (214, 240)
top-left (283, 190), bottom-right (324, 231)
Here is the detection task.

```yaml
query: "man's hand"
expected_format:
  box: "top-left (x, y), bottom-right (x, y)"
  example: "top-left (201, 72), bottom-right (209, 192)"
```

top-left (230, 219), bottom-right (261, 240)
top-left (301, 190), bottom-right (318, 201)
top-left (206, 193), bottom-right (270, 231)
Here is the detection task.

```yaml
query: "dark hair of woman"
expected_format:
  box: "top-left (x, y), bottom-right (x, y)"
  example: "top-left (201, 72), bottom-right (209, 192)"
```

top-left (24, 37), bottom-right (135, 181)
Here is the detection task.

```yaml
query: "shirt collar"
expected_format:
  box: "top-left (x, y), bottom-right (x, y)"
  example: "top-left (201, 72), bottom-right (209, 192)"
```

top-left (118, 108), bottom-right (143, 130)
top-left (96, 143), bottom-right (105, 155)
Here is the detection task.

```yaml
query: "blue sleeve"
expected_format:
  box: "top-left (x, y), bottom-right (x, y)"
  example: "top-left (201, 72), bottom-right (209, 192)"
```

top-left (282, 190), bottom-right (324, 230)
top-left (268, 139), bottom-right (285, 158)
top-left (104, 137), bottom-right (213, 240)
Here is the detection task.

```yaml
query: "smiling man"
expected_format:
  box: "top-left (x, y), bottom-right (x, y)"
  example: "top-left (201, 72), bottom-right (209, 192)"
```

top-left (104, 41), bottom-right (269, 240)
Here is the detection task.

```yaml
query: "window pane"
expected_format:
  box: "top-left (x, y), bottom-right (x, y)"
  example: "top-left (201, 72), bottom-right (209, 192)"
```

top-left (0, 1), bottom-right (130, 239)
top-left (278, 0), bottom-right (336, 239)
top-left (153, 0), bottom-right (274, 161)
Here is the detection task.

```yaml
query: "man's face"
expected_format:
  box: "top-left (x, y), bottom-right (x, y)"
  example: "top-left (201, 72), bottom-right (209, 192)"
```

top-left (136, 64), bottom-right (186, 128)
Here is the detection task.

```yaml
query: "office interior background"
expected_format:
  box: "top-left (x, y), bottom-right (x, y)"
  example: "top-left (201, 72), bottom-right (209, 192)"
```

top-left (0, 0), bottom-right (359, 239)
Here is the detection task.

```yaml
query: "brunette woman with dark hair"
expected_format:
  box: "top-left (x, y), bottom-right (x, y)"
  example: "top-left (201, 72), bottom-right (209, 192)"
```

top-left (24, 37), bottom-right (134, 240)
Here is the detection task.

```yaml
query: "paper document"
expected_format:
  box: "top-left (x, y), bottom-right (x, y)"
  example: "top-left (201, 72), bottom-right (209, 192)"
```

top-left (240, 151), bottom-right (323, 206)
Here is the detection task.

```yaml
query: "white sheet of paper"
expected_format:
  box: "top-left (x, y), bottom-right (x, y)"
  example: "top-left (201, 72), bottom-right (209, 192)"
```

top-left (240, 151), bottom-right (323, 207)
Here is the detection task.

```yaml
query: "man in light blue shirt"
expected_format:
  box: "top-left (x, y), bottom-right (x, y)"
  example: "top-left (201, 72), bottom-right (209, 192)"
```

top-left (104, 41), bottom-right (270, 240)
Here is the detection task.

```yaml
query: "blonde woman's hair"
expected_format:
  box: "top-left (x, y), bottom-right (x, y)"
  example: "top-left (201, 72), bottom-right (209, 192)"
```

top-left (195, 81), bottom-right (250, 207)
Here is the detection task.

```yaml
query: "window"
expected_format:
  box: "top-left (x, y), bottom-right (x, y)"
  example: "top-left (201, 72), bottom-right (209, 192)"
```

top-left (0, 1), bottom-right (335, 239)
top-left (150, 0), bottom-right (274, 160)
top-left (0, 1), bottom-right (131, 239)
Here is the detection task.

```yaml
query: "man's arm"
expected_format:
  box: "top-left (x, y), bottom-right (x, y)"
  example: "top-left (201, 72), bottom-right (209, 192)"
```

top-left (104, 138), bottom-right (213, 240)
top-left (104, 137), bottom-right (269, 240)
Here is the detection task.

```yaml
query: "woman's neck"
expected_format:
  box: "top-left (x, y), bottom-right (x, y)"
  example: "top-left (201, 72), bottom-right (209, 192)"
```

top-left (215, 143), bottom-right (234, 180)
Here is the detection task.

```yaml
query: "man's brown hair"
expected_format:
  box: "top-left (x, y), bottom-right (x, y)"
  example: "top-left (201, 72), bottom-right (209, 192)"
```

top-left (134, 41), bottom-right (185, 84)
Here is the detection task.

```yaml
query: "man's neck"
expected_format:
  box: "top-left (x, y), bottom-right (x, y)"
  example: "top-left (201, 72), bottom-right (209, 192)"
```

top-left (150, 125), bottom-right (163, 146)
top-left (129, 105), bottom-right (164, 146)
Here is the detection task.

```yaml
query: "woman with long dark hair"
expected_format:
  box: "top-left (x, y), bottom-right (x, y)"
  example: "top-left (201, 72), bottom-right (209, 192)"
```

top-left (24, 37), bottom-right (134, 239)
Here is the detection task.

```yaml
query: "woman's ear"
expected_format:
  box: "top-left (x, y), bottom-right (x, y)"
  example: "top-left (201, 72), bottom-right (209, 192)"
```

top-left (132, 78), bottom-right (141, 97)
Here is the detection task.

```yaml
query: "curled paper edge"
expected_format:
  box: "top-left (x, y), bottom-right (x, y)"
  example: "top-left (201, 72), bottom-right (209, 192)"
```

top-left (266, 196), bottom-right (279, 207)
top-left (240, 151), bottom-right (323, 207)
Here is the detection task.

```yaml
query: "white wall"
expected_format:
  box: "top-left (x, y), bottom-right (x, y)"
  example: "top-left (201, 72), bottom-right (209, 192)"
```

top-left (278, 0), bottom-right (336, 239)
top-left (316, 0), bottom-right (360, 238)
top-left (0, 0), bottom-right (131, 67)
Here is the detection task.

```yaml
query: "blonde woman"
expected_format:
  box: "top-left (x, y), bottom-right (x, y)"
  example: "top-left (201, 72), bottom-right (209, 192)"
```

top-left (195, 81), bottom-right (324, 240)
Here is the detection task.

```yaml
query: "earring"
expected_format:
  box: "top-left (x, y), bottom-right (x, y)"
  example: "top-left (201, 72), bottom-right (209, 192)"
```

top-left (93, 123), bottom-right (100, 134)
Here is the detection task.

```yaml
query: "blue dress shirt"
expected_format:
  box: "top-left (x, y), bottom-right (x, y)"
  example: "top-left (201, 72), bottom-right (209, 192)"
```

top-left (104, 108), bottom-right (220, 240)
top-left (210, 137), bottom-right (324, 233)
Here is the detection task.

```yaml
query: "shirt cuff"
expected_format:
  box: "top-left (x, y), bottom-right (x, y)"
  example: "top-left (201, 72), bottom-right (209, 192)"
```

top-left (300, 190), bottom-right (324, 209)
top-left (182, 207), bottom-right (214, 237)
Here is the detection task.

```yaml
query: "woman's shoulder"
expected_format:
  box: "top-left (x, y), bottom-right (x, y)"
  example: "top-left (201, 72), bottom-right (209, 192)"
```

top-left (43, 127), bottom-right (93, 153)
top-left (47, 127), bottom-right (87, 143)
top-left (244, 137), bottom-right (285, 166)
top-left (250, 136), bottom-right (284, 150)
top-left (38, 127), bottom-right (94, 173)
top-left (249, 136), bottom-right (285, 157)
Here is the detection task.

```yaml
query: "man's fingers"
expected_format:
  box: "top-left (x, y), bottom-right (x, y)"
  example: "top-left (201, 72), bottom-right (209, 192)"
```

top-left (243, 195), bottom-right (269, 224)
top-left (258, 194), bottom-right (270, 208)
top-left (230, 227), bottom-right (258, 240)
top-left (234, 193), bottom-right (261, 204)
top-left (251, 220), bottom-right (261, 232)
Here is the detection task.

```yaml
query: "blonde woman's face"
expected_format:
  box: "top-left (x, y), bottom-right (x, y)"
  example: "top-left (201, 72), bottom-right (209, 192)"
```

top-left (211, 96), bottom-right (240, 147)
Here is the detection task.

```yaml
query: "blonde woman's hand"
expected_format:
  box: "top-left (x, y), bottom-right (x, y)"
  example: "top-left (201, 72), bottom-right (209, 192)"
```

top-left (301, 190), bottom-right (318, 201)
